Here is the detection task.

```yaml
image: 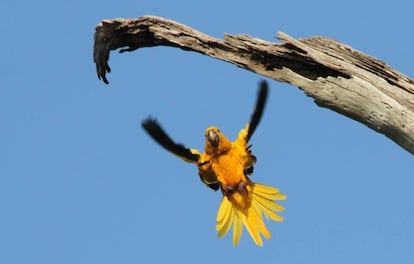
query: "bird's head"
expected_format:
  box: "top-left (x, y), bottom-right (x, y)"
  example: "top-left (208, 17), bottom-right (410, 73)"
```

top-left (204, 127), bottom-right (232, 155)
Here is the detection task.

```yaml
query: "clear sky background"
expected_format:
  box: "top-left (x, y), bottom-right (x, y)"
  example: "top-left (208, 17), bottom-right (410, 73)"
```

top-left (1, 1), bottom-right (413, 263)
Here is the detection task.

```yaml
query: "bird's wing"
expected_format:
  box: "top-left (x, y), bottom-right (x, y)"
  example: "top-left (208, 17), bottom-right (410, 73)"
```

top-left (246, 80), bottom-right (269, 143)
top-left (142, 118), bottom-right (200, 163)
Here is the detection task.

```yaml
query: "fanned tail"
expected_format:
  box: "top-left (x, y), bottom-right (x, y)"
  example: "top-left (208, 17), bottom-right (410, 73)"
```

top-left (216, 181), bottom-right (286, 246)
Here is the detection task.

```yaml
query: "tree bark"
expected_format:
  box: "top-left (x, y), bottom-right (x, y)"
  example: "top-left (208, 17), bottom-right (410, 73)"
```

top-left (93, 15), bottom-right (414, 155)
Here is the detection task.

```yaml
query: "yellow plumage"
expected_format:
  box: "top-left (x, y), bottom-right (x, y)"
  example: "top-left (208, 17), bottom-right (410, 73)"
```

top-left (142, 80), bottom-right (286, 246)
top-left (216, 181), bottom-right (286, 246)
top-left (201, 125), bottom-right (286, 246)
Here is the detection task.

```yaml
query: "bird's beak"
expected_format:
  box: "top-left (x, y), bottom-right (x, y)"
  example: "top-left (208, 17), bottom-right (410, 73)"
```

top-left (207, 130), bottom-right (219, 148)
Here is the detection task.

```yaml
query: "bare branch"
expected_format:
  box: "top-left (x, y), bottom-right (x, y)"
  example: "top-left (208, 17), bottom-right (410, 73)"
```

top-left (93, 15), bottom-right (414, 155)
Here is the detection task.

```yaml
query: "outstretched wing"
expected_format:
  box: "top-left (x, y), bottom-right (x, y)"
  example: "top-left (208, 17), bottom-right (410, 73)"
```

top-left (142, 118), bottom-right (200, 163)
top-left (246, 80), bottom-right (269, 143)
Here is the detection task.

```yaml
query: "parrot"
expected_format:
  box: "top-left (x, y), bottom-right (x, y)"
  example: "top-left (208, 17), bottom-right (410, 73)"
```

top-left (141, 80), bottom-right (286, 246)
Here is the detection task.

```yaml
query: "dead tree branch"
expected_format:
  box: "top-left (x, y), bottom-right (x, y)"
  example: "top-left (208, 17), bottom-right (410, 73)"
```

top-left (93, 15), bottom-right (414, 155)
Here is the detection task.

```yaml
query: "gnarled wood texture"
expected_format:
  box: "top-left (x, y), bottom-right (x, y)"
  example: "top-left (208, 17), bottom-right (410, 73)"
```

top-left (93, 15), bottom-right (414, 155)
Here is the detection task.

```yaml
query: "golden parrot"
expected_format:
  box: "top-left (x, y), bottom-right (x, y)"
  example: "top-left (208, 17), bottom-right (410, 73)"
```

top-left (142, 80), bottom-right (286, 246)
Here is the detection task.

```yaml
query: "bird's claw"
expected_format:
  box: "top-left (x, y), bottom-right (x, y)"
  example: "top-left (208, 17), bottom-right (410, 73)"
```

top-left (225, 185), bottom-right (235, 195)
top-left (238, 181), bottom-right (246, 192)
top-left (224, 181), bottom-right (247, 196)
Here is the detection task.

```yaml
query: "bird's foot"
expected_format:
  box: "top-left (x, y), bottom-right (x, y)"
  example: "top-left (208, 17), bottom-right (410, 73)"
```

top-left (237, 181), bottom-right (246, 192)
top-left (224, 181), bottom-right (247, 196)
top-left (224, 185), bottom-right (235, 195)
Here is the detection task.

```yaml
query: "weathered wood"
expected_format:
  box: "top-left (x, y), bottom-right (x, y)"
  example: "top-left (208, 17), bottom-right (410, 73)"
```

top-left (93, 15), bottom-right (414, 155)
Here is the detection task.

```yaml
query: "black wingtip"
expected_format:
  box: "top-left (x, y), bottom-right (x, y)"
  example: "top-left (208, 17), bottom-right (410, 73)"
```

top-left (246, 80), bottom-right (269, 142)
top-left (142, 117), bottom-right (157, 130)
top-left (258, 80), bottom-right (269, 106)
top-left (141, 117), bottom-right (199, 163)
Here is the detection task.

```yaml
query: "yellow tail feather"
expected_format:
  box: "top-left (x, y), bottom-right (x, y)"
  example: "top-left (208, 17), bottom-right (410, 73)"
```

top-left (216, 182), bottom-right (286, 246)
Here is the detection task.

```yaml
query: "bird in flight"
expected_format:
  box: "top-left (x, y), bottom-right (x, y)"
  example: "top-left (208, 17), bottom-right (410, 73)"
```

top-left (142, 80), bottom-right (286, 246)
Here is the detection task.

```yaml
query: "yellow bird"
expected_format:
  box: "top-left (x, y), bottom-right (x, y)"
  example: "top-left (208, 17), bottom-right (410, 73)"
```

top-left (142, 80), bottom-right (286, 246)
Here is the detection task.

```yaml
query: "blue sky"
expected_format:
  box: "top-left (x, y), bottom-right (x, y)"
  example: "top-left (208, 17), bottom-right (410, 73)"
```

top-left (1, 1), bottom-right (413, 263)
